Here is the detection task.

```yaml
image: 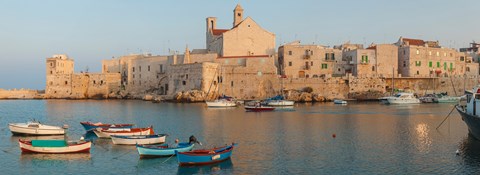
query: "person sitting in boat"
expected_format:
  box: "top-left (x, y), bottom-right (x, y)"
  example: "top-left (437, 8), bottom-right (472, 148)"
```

top-left (171, 138), bottom-right (179, 148)
top-left (189, 135), bottom-right (202, 145)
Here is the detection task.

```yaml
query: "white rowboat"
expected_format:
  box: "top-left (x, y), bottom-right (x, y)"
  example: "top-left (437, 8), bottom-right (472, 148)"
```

top-left (111, 134), bottom-right (167, 145)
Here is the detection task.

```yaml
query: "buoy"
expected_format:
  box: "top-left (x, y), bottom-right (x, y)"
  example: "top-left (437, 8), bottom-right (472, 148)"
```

top-left (332, 134), bottom-right (336, 138)
top-left (456, 149), bottom-right (460, 156)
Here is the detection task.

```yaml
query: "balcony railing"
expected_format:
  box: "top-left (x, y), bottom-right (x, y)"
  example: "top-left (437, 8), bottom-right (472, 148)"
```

top-left (304, 55), bottom-right (311, 59)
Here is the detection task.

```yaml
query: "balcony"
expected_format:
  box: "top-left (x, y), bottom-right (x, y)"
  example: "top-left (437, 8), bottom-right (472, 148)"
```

top-left (303, 55), bottom-right (311, 59)
top-left (304, 65), bottom-right (311, 70)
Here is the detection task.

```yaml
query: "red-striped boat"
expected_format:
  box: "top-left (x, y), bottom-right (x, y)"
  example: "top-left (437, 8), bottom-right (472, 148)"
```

top-left (244, 106), bottom-right (275, 112)
top-left (80, 122), bottom-right (134, 131)
top-left (93, 126), bottom-right (154, 138)
top-left (19, 139), bottom-right (91, 154)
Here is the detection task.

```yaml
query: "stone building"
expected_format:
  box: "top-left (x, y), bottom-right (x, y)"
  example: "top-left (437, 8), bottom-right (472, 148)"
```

top-left (278, 41), bottom-right (343, 78)
top-left (99, 4), bottom-right (278, 100)
top-left (45, 54), bottom-right (121, 99)
top-left (395, 37), bottom-right (472, 77)
top-left (343, 44), bottom-right (398, 77)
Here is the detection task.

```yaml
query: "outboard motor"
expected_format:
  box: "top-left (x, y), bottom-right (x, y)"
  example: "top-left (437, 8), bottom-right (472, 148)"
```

top-left (189, 135), bottom-right (202, 145)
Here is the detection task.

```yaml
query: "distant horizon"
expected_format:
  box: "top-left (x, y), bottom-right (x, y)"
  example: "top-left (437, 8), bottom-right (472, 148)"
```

top-left (1, 0), bottom-right (479, 89)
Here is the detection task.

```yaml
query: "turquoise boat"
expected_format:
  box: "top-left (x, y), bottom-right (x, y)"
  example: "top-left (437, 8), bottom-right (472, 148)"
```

top-left (175, 143), bottom-right (236, 166)
top-left (136, 142), bottom-right (194, 158)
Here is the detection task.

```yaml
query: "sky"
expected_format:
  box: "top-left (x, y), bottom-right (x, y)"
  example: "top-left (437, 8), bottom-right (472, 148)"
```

top-left (0, 0), bottom-right (479, 89)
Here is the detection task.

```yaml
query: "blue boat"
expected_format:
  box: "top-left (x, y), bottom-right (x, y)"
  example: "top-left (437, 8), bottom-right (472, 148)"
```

top-left (136, 142), bottom-right (195, 158)
top-left (175, 143), bottom-right (236, 166)
top-left (80, 122), bottom-right (134, 131)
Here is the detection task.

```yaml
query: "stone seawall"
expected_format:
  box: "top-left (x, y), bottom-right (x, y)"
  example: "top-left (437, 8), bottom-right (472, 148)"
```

top-left (0, 89), bottom-right (43, 99)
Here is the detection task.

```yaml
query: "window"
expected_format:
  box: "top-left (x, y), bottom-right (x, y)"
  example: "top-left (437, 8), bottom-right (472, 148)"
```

top-left (460, 56), bottom-right (465, 61)
top-left (186, 74), bottom-right (188, 79)
top-left (417, 71), bottom-right (419, 75)
top-left (139, 66), bottom-right (141, 72)
top-left (403, 61), bottom-right (406, 67)
top-left (415, 61), bottom-right (421, 67)
top-left (467, 67), bottom-right (471, 72)
top-left (288, 62), bottom-right (292, 66)
top-left (133, 67), bottom-right (135, 72)
top-left (450, 63), bottom-right (453, 70)
top-left (310, 61), bottom-right (313, 66)
top-left (444, 62), bottom-right (447, 70)
top-left (436, 52), bottom-right (439, 56)
top-left (288, 51), bottom-right (292, 55)
top-left (311, 51), bottom-right (314, 55)
top-left (231, 81), bottom-right (234, 87)
top-left (237, 13), bottom-right (241, 17)
top-left (65, 81), bottom-right (68, 85)
top-left (332, 53), bottom-right (335, 60)
top-left (325, 53), bottom-right (329, 60)
top-left (361, 55), bottom-right (369, 63)
top-left (429, 51), bottom-right (432, 56)
top-left (93, 80), bottom-right (96, 84)
top-left (321, 64), bottom-right (328, 69)
top-left (437, 62), bottom-right (440, 68)
top-left (101, 80), bottom-right (104, 84)
top-left (372, 66), bottom-right (375, 71)
top-left (160, 64), bottom-right (164, 73)
top-left (148, 65), bottom-right (150, 71)
top-left (450, 53), bottom-right (453, 57)
top-left (416, 50), bottom-right (420, 55)
top-left (50, 71), bottom-right (53, 74)
top-left (133, 74), bottom-right (135, 78)
top-left (444, 52), bottom-right (447, 57)
top-left (429, 61), bottom-right (432, 67)
top-left (182, 81), bottom-right (186, 85)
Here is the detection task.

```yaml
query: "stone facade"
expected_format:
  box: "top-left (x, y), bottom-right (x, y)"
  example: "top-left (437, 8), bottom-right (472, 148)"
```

top-left (278, 41), bottom-right (343, 78)
top-left (0, 89), bottom-right (42, 99)
top-left (45, 55), bottom-right (121, 99)
top-left (395, 37), bottom-right (477, 77)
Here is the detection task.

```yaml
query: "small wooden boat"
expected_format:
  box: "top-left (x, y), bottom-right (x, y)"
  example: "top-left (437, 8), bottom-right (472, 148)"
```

top-left (175, 143), bottom-right (236, 166)
top-left (80, 121), bottom-right (134, 131)
top-left (244, 106), bottom-right (275, 112)
top-left (9, 121), bottom-right (66, 135)
top-left (137, 142), bottom-right (195, 158)
top-left (333, 99), bottom-right (347, 104)
top-left (19, 139), bottom-right (91, 154)
top-left (93, 126), bottom-right (154, 138)
top-left (206, 99), bottom-right (237, 107)
top-left (111, 134), bottom-right (167, 145)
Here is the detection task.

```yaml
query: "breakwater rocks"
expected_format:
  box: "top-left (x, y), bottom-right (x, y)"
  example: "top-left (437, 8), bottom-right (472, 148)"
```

top-left (285, 90), bottom-right (338, 102)
top-left (173, 90), bottom-right (206, 102)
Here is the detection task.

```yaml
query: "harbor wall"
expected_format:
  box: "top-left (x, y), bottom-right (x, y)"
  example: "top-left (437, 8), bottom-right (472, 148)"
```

top-left (0, 89), bottom-right (42, 99)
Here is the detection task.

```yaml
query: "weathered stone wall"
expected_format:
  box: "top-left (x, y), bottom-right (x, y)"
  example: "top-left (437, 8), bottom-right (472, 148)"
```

top-left (385, 75), bottom-right (480, 96)
top-left (222, 17), bottom-right (275, 56)
top-left (282, 77), bottom-right (349, 100)
top-left (0, 89), bottom-right (42, 99)
top-left (46, 73), bottom-right (121, 99)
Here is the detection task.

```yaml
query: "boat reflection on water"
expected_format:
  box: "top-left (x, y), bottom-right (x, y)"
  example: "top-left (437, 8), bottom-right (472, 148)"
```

top-left (458, 135), bottom-right (480, 168)
top-left (177, 158), bottom-right (233, 175)
top-left (20, 153), bottom-right (91, 162)
top-left (10, 135), bottom-right (66, 144)
top-left (273, 106), bottom-right (295, 111)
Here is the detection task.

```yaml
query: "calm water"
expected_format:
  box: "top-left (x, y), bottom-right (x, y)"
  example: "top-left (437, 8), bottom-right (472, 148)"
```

top-left (0, 100), bottom-right (479, 174)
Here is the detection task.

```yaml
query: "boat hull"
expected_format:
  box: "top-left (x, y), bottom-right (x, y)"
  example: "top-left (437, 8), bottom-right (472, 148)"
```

top-left (111, 134), bottom-right (166, 145)
top-left (333, 100), bottom-right (347, 104)
top-left (19, 140), bottom-right (91, 154)
top-left (267, 100), bottom-right (294, 106)
top-left (457, 105), bottom-right (480, 140)
top-left (206, 101), bottom-right (236, 107)
top-left (9, 124), bottom-right (65, 135)
top-left (137, 143), bottom-right (194, 158)
top-left (80, 122), bottom-right (134, 131)
top-left (93, 127), bottom-right (153, 138)
top-left (386, 99), bottom-right (420, 104)
top-left (244, 106), bottom-right (275, 112)
top-left (176, 144), bottom-right (235, 166)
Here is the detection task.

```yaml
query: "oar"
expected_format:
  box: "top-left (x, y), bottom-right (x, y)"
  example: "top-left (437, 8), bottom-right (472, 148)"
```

top-left (436, 106), bottom-right (456, 130)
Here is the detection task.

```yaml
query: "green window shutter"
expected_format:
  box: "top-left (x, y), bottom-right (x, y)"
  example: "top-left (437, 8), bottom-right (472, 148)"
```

top-left (444, 62), bottom-right (447, 70)
top-left (450, 63), bottom-right (453, 70)
top-left (326, 64), bottom-right (328, 69)
top-left (429, 61), bottom-right (432, 67)
top-left (366, 56), bottom-right (368, 62)
top-left (437, 62), bottom-right (440, 68)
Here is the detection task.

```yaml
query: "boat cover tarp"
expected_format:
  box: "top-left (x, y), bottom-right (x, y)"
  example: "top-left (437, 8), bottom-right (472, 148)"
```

top-left (31, 140), bottom-right (67, 147)
top-left (265, 95), bottom-right (284, 101)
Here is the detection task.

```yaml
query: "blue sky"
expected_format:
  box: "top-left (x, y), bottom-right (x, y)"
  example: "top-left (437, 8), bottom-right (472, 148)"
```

top-left (0, 0), bottom-right (479, 89)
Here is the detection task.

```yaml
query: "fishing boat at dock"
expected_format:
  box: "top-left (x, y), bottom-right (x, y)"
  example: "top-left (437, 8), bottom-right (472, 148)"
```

top-left (19, 139), bottom-right (91, 154)
top-left (93, 126), bottom-right (154, 138)
top-left (456, 85), bottom-right (480, 140)
top-left (175, 143), bottom-right (236, 166)
top-left (9, 121), bottom-right (67, 135)
top-left (80, 121), bottom-right (134, 131)
top-left (244, 105), bottom-right (275, 112)
top-left (111, 134), bottom-right (167, 145)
